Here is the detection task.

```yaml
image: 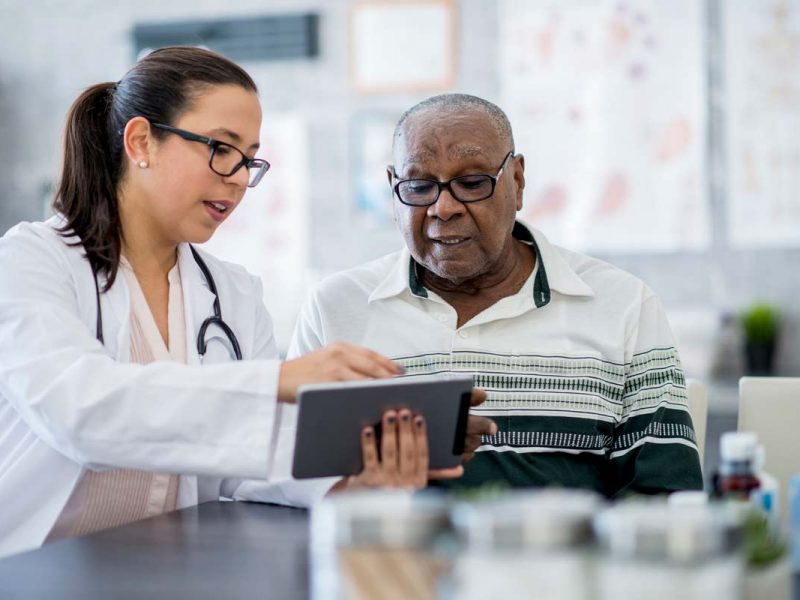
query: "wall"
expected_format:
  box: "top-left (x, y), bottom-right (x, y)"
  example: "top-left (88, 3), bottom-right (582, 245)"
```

top-left (0, 0), bottom-right (797, 372)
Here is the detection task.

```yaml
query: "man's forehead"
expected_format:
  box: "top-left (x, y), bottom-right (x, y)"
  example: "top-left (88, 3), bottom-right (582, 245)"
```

top-left (405, 144), bottom-right (488, 164)
top-left (396, 110), bottom-right (500, 164)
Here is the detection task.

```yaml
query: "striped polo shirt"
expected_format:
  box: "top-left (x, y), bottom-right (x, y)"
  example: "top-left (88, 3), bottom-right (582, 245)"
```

top-left (288, 221), bottom-right (702, 497)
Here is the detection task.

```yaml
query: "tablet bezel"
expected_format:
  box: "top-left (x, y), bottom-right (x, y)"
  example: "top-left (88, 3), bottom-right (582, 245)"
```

top-left (291, 375), bottom-right (473, 479)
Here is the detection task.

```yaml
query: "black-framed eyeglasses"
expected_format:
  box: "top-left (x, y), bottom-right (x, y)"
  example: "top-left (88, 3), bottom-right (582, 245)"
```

top-left (391, 151), bottom-right (515, 207)
top-left (150, 122), bottom-right (270, 188)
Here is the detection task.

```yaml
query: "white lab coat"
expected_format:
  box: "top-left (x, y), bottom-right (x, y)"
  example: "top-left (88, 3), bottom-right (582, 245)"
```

top-left (0, 217), bottom-right (283, 558)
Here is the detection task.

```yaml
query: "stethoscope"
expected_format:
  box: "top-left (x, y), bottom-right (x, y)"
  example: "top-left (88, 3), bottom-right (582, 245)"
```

top-left (92, 245), bottom-right (242, 361)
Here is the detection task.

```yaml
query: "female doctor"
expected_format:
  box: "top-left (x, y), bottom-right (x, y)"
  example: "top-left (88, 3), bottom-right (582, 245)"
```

top-left (0, 47), bottom-right (447, 558)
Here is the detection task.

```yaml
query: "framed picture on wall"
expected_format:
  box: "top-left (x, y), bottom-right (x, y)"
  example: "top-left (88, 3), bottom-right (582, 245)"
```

top-left (350, 0), bottom-right (457, 94)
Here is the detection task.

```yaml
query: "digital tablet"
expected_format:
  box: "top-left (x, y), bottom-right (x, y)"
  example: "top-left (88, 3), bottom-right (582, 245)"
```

top-left (291, 375), bottom-right (474, 479)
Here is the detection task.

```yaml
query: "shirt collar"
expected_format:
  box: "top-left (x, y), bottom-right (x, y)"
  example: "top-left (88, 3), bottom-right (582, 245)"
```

top-left (368, 221), bottom-right (595, 305)
top-left (514, 222), bottom-right (595, 301)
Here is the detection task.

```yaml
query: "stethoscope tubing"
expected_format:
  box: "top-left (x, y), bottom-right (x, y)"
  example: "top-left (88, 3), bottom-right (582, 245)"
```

top-left (91, 246), bottom-right (243, 360)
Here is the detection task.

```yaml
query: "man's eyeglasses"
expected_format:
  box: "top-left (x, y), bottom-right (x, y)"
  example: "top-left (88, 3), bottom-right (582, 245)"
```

top-left (150, 122), bottom-right (270, 188)
top-left (391, 151), bottom-right (515, 207)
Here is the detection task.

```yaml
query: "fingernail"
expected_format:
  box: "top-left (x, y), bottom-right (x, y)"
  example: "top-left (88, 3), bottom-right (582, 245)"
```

top-left (386, 414), bottom-right (396, 425)
top-left (490, 423), bottom-right (498, 435)
top-left (395, 364), bottom-right (406, 374)
top-left (415, 417), bottom-right (424, 428)
top-left (401, 413), bottom-right (410, 423)
top-left (364, 429), bottom-right (373, 438)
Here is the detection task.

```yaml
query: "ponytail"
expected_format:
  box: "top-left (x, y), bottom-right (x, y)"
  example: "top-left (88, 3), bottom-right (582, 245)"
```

top-left (52, 46), bottom-right (258, 292)
top-left (53, 82), bottom-right (122, 290)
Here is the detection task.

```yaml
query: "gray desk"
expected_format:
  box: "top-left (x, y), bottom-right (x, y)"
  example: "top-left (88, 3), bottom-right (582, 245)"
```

top-left (0, 502), bottom-right (309, 599)
top-left (0, 501), bottom-right (797, 599)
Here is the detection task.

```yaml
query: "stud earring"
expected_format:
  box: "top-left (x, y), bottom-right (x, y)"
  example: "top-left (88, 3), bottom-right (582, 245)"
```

top-left (138, 161), bottom-right (148, 169)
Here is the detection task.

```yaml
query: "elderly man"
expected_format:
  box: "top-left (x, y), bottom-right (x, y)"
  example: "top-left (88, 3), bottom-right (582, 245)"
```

top-left (255, 94), bottom-right (702, 502)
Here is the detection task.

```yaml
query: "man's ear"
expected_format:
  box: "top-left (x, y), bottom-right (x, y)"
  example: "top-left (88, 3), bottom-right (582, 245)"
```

top-left (122, 116), bottom-right (154, 169)
top-left (387, 166), bottom-right (399, 223)
top-left (513, 154), bottom-right (526, 212)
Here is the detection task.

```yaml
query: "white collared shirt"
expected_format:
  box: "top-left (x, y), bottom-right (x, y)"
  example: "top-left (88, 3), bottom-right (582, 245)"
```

top-left (277, 221), bottom-right (702, 499)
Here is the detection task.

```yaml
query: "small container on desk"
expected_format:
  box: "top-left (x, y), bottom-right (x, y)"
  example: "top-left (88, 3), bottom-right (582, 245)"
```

top-left (310, 490), bottom-right (450, 600)
top-left (447, 489), bottom-right (601, 600)
top-left (594, 500), bottom-right (744, 600)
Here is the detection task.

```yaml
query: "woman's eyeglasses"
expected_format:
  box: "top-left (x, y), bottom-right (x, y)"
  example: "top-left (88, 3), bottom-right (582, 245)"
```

top-left (149, 122), bottom-right (270, 188)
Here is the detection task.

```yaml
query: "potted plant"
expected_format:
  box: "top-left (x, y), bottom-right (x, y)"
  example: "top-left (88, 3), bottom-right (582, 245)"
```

top-left (740, 303), bottom-right (780, 375)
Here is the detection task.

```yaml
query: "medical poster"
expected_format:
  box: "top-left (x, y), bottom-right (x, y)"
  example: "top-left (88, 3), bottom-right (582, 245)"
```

top-left (499, 0), bottom-right (710, 253)
top-left (201, 112), bottom-right (310, 353)
top-left (724, 0), bottom-right (800, 248)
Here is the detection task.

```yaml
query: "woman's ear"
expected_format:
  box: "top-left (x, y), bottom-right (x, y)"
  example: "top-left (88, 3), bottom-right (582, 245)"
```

top-left (122, 117), bottom-right (154, 169)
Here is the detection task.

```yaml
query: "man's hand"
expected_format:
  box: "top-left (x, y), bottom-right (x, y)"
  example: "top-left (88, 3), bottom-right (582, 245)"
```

top-left (463, 388), bottom-right (496, 464)
top-left (278, 342), bottom-right (403, 403)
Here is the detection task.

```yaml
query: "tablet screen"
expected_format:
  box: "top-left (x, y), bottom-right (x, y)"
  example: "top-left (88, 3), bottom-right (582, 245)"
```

top-left (292, 375), bottom-right (473, 479)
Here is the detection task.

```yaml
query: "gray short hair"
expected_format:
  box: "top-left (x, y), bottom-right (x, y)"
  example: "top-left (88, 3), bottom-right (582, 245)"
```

top-left (393, 93), bottom-right (514, 151)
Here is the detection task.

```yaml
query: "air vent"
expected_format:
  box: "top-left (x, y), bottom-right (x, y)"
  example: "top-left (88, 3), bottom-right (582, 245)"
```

top-left (133, 14), bottom-right (319, 62)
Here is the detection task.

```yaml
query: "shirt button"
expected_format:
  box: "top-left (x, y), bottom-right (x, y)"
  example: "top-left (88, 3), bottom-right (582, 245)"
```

top-left (458, 330), bottom-right (469, 339)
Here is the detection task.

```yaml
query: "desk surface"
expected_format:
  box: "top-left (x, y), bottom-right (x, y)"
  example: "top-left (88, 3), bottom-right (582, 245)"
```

top-left (0, 502), bottom-right (309, 599)
top-left (0, 501), bottom-right (797, 599)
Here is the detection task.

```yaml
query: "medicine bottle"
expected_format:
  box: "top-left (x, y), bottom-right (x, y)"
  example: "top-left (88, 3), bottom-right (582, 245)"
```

top-left (715, 432), bottom-right (761, 501)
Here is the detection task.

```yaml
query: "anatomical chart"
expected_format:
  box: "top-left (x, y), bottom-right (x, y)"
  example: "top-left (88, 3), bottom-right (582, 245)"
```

top-left (499, 0), bottom-right (710, 252)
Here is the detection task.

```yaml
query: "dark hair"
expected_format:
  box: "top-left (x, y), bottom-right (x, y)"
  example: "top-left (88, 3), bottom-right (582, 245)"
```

top-left (393, 93), bottom-right (515, 152)
top-left (53, 46), bottom-right (257, 290)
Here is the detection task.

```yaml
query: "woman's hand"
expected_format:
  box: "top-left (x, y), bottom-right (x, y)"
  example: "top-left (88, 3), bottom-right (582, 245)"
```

top-left (278, 342), bottom-right (403, 403)
top-left (329, 408), bottom-right (463, 493)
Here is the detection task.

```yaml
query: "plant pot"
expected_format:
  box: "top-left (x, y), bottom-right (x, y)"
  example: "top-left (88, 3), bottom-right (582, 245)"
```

top-left (743, 555), bottom-right (792, 600)
top-left (745, 341), bottom-right (776, 375)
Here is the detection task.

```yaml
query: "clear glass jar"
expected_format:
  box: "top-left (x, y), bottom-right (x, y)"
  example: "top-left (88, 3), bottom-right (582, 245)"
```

top-left (310, 490), bottom-right (451, 600)
top-left (447, 489), bottom-right (602, 600)
top-left (594, 501), bottom-right (744, 600)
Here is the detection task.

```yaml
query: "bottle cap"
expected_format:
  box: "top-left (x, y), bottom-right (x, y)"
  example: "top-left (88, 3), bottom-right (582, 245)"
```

top-left (719, 431), bottom-right (758, 462)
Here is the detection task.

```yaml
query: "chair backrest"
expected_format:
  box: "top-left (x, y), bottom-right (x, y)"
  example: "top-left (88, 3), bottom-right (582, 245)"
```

top-left (738, 377), bottom-right (800, 525)
top-left (686, 379), bottom-right (708, 468)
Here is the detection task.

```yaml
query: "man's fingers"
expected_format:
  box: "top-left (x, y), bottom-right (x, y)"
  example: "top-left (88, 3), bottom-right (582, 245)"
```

top-left (466, 415), bottom-right (497, 436)
top-left (464, 434), bottom-right (483, 455)
top-left (469, 388), bottom-right (488, 407)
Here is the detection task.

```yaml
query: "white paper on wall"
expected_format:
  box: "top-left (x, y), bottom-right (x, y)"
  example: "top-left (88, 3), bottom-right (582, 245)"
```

top-left (499, 0), bottom-right (710, 253)
top-left (351, 1), bottom-right (455, 93)
top-left (725, 0), bottom-right (800, 249)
